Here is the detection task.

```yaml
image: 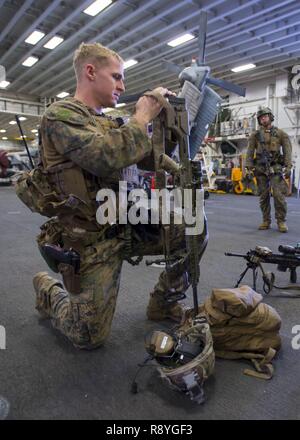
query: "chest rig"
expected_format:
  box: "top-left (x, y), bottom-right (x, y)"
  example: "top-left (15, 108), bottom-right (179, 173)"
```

top-left (255, 127), bottom-right (282, 155)
top-left (254, 127), bottom-right (284, 173)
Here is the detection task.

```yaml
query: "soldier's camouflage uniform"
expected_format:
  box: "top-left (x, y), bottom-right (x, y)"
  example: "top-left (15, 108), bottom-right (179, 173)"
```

top-left (245, 127), bottom-right (292, 224)
top-left (35, 97), bottom-right (207, 349)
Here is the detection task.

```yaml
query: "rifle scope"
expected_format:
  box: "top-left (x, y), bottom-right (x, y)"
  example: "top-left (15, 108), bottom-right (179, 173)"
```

top-left (278, 245), bottom-right (300, 255)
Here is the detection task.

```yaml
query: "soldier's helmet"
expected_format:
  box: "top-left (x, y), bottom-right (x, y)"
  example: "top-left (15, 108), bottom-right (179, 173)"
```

top-left (257, 107), bottom-right (274, 123)
top-left (145, 317), bottom-right (215, 404)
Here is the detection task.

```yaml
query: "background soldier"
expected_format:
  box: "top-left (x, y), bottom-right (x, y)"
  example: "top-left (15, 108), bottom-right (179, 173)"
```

top-left (31, 42), bottom-right (207, 349)
top-left (245, 107), bottom-right (292, 233)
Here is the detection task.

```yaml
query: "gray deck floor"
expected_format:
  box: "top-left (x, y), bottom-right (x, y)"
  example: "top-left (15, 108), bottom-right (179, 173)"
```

top-left (0, 186), bottom-right (300, 420)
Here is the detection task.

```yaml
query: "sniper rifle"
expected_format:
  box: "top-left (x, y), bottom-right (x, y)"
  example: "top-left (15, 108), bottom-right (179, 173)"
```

top-left (225, 244), bottom-right (300, 294)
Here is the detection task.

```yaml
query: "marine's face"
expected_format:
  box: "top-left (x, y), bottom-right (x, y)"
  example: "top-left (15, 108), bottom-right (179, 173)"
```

top-left (93, 56), bottom-right (125, 108)
top-left (259, 114), bottom-right (271, 127)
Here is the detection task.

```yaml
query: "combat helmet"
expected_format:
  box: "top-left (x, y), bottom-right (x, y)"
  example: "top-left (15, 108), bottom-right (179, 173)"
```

top-left (144, 316), bottom-right (215, 404)
top-left (257, 107), bottom-right (274, 123)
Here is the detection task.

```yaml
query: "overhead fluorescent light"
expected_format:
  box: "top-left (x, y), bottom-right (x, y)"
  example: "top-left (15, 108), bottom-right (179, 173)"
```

top-left (167, 33), bottom-right (195, 47)
top-left (2, 137), bottom-right (8, 140)
top-left (9, 121), bottom-right (17, 125)
top-left (43, 36), bottom-right (64, 50)
top-left (0, 80), bottom-right (10, 88)
top-left (231, 63), bottom-right (256, 73)
top-left (22, 56), bottom-right (39, 67)
top-left (123, 59), bottom-right (138, 69)
top-left (56, 92), bottom-right (70, 98)
top-left (19, 116), bottom-right (27, 121)
top-left (25, 30), bottom-right (45, 45)
top-left (0, 129), bottom-right (6, 133)
top-left (83, 0), bottom-right (112, 16)
top-left (31, 129), bottom-right (38, 133)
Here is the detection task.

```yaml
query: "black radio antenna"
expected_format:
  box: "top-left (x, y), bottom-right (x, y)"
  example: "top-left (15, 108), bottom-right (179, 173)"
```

top-left (15, 115), bottom-right (34, 169)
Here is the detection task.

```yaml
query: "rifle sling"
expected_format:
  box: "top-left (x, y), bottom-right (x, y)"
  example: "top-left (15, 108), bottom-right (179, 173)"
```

top-left (257, 130), bottom-right (270, 162)
top-left (269, 283), bottom-right (300, 298)
top-left (258, 261), bottom-right (300, 297)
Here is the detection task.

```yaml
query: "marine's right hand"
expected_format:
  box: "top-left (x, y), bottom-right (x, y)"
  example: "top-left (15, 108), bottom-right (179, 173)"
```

top-left (133, 87), bottom-right (176, 127)
top-left (134, 95), bottom-right (163, 126)
top-left (133, 86), bottom-right (177, 131)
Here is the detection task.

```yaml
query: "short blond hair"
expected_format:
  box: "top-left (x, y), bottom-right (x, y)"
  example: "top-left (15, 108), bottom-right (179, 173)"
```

top-left (73, 42), bottom-right (123, 79)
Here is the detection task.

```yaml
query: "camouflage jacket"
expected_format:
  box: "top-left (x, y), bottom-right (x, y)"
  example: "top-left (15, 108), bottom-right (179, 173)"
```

top-left (37, 97), bottom-right (152, 228)
top-left (40, 97), bottom-right (151, 178)
top-left (245, 126), bottom-right (292, 170)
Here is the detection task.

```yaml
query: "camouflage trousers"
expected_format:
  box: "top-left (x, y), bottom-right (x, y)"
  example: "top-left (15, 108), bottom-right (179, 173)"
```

top-left (35, 218), bottom-right (208, 349)
top-left (256, 173), bottom-right (288, 223)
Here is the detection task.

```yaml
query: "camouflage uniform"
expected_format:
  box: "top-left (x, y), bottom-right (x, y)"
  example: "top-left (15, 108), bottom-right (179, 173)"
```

top-left (246, 126), bottom-right (292, 225)
top-left (34, 97), bottom-right (207, 349)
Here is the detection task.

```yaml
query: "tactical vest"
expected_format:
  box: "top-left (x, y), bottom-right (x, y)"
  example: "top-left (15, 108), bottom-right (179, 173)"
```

top-left (16, 99), bottom-right (123, 230)
top-left (255, 127), bottom-right (284, 164)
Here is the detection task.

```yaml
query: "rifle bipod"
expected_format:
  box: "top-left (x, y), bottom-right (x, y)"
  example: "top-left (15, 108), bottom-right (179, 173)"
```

top-left (234, 261), bottom-right (275, 294)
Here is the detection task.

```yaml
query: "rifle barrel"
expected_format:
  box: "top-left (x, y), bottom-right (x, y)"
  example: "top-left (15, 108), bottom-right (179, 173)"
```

top-left (225, 252), bottom-right (246, 257)
top-left (192, 284), bottom-right (199, 317)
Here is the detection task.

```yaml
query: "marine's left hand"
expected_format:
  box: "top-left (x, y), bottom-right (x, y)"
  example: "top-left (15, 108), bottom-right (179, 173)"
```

top-left (152, 87), bottom-right (177, 97)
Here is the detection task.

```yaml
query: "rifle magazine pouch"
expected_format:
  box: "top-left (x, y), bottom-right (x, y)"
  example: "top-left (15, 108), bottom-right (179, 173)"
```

top-left (58, 262), bottom-right (81, 295)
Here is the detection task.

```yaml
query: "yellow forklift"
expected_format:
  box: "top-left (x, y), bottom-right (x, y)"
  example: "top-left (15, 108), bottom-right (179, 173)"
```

top-left (231, 155), bottom-right (258, 195)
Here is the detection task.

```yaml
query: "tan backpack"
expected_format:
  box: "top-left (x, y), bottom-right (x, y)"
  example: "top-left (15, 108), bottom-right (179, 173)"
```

top-left (15, 165), bottom-right (95, 221)
top-left (197, 285), bottom-right (281, 379)
top-left (15, 166), bottom-right (57, 217)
